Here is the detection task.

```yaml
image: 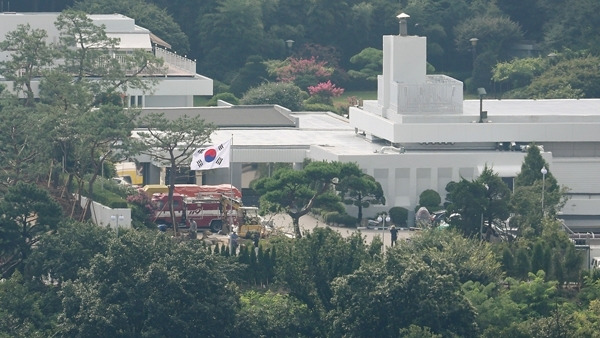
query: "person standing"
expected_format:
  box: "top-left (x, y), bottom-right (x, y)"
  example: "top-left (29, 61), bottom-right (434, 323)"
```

top-left (229, 231), bottom-right (239, 255)
top-left (390, 225), bottom-right (398, 247)
top-left (189, 219), bottom-right (198, 239)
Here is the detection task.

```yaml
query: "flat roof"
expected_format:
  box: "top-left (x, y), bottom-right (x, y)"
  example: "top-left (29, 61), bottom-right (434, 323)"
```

top-left (463, 99), bottom-right (600, 116)
top-left (135, 99), bottom-right (600, 157)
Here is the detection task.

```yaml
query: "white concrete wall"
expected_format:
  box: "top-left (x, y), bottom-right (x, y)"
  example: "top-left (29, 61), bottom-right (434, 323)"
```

top-left (80, 196), bottom-right (132, 231)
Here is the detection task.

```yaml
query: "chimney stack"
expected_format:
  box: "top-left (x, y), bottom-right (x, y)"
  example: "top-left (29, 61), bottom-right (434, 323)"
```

top-left (397, 13), bottom-right (410, 36)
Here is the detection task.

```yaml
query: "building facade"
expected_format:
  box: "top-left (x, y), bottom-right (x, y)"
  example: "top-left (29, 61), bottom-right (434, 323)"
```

top-left (0, 12), bottom-right (212, 107)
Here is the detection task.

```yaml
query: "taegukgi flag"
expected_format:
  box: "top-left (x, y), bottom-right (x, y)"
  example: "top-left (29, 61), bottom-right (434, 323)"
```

top-left (190, 139), bottom-right (231, 170)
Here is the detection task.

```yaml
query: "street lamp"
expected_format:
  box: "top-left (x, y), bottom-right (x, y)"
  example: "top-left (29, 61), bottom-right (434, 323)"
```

top-left (285, 39), bottom-right (294, 56)
top-left (111, 214), bottom-right (124, 236)
top-left (470, 37), bottom-right (479, 68)
top-left (377, 214), bottom-right (391, 249)
top-left (541, 167), bottom-right (548, 215)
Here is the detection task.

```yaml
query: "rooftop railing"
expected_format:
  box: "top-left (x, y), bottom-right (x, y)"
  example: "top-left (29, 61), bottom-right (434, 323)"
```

top-left (154, 46), bottom-right (196, 74)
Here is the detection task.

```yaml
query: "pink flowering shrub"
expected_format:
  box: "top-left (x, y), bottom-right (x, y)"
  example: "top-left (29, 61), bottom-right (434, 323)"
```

top-left (306, 80), bottom-right (344, 105)
top-left (275, 57), bottom-right (333, 89)
top-left (127, 188), bottom-right (157, 227)
top-left (308, 80), bottom-right (344, 97)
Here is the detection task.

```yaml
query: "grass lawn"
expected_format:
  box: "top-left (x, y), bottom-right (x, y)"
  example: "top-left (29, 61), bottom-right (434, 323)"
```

top-left (333, 90), bottom-right (377, 106)
top-left (194, 96), bottom-right (211, 106)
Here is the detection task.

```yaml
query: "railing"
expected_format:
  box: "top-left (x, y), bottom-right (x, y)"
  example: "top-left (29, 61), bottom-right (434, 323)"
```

top-left (154, 46), bottom-right (196, 74)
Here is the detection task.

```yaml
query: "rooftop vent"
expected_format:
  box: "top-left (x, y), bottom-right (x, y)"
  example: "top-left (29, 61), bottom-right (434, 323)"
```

top-left (397, 13), bottom-right (410, 36)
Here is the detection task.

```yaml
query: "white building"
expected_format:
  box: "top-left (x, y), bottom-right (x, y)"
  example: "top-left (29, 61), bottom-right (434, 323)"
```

top-left (11, 12), bottom-right (594, 230)
top-left (131, 14), bottom-right (600, 231)
top-left (0, 12), bottom-right (212, 107)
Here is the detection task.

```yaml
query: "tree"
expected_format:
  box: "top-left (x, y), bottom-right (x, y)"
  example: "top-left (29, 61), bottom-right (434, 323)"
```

top-left (74, 0), bottom-right (190, 54)
top-left (0, 98), bottom-right (51, 188)
top-left (25, 220), bottom-right (112, 284)
top-left (335, 162), bottom-right (385, 224)
top-left (273, 227), bottom-right (371, 332)
top-left (445, 178), bottom-right (487, 238)
top-left (0, 182), bottom-right (62, 278)
top-left (240, 82), bottom-right (305, 111)
top-left (0, 271), bottom-right (46, 337)
top-left (18, 10), bottom-right (165, 219)
top-left (197, 0), bottom-right (266, 78)
top-left (0, 23), bottom-right (55, 106)
top-left (251, 160), bottom-right (342, 238)
top-left (129, 113), bottom-right (215, 232)
top-left (234, 290), bottom-right (316, 337)
top-left (417, 189), bottom-right (442, 212)
top-left (273, 57), bottom-right (334, 90)
top-left (348, 47), bottom-right (383, 85)
top-left (525, 55), bottom-right (600, 99)
top-left (229, 55), bottom-right (270, 97)
top-left (56, 230), bottom-right (240, 337)
top-left (476, 166), bottom-right (512, 241)
top-left (512, 144), bottom-right (566, 237)
top-left (389, 206), bottom-right (408, 227)
top-left (329, 231), bottom-right (483, 337)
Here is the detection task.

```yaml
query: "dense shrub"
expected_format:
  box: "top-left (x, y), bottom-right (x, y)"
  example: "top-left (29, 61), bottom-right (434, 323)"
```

top-left (323, 212), bottom-right (357, 227)
top-left (240, 82), bottom-right (306, 111)
top-left (389, 206), bottom-right (408, 227)
top-left (207, 92), bottom-right (239, 106)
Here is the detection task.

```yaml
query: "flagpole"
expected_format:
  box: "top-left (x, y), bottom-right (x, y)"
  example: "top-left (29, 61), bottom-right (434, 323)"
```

top-left (229, 134), bottom-right (234, 232)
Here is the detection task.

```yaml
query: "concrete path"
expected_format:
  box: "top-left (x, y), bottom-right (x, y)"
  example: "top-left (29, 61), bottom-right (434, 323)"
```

top-left (264, 213), bottom-right (415, 247)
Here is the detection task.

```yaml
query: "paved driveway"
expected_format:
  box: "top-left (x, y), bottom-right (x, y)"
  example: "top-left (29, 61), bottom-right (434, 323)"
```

top-left (265, 213), bottom-right (415, 247)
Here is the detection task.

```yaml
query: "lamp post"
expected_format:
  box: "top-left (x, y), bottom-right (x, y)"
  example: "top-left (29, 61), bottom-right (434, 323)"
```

top-left (377, 214), bottom-right (391, 250)
top-left (541, 167), bottom-right (547, 215)
top-left (469, 37), bottom-right (478, 69)
top-left (285, 39), bottom-right (294, 56)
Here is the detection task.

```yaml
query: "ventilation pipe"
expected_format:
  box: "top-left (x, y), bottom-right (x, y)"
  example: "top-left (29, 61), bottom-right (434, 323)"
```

top-left (397, 13), bottom-right (410, 36)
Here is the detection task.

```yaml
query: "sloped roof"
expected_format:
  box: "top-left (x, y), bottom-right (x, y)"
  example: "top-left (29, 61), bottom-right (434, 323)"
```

top-left (138, 105), bottom-right (298, 128)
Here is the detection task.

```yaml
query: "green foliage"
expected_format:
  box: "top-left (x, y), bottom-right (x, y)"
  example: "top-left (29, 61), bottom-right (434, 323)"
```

top-left (512, 144), bottom-right (566, 236)
top-left (0, 23), bottom-right (54, 106)
top-left (302, 102), bottom-right (334, 112)
top-left (492, 57), bottom-right (549, 89)
top-left (0, 271), bottom-right (47, 337)
top-left (445, 178), bottom-right (487, 238)
top-left (348, 47), bottom-right (383, 83)
top-left (73, 0), bottom-right (190, 54)
top-left (398, 325), bottom-right (442, 338)
top-left (197, 0), bottom-right (266, 79)
top-left (525, 55), bottom-right (600, 98)
top-left (477, 165), bottom-right (512, 239)
top-left (330, 237), bottom-right (480, 337)
top-left (417, 189), bottom-right (442, 212)
top-left (240, 82), bottom-right (306, 111)
top-left (234, 290), bottom-right (316, 337)
top-left (454, 15), bottom-right (523, 57)
top-left (25, 220), bottom-right (113, 283)
top-left (336, 162), bottom-right (385, 222)
top-left (0, 182), bottom-right (62, 278)
top-left (228, 55), bottom-right (270, 97)
top-left (323, 212), bottom-right (358, 227)
top-left (252, 161), bottom-right (344, 238)
top-left (206, 92), bottom-right (239, 106)
top-left (56, 230), bottom-right (240, 337)
top-left (389, 206), bottom-right (408, 227)
top-left (273, 227), bottom-right (371, 323)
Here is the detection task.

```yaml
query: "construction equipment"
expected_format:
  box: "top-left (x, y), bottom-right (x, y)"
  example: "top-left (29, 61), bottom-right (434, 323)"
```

top-left (151, 188), bottom-right (267, 237)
